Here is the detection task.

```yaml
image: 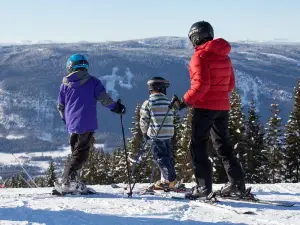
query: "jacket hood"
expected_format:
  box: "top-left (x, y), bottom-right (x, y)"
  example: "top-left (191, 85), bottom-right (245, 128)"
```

top-left (195, 38), bottom-right (231, 56)
top-left (63, 71), bottom-right (90, 87)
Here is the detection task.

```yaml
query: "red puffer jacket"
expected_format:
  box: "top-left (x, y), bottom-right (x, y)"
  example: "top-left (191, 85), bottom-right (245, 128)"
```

top-left (183, 38), bottom-right (235, 110)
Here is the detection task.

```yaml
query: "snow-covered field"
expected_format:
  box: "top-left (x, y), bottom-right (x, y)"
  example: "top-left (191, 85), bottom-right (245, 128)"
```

top-left (0, 147), bottom-right (70, 171)
top-left (0, 183), bottom-right (300, 225)
top-left (0, 144), bottom-right (104, 173)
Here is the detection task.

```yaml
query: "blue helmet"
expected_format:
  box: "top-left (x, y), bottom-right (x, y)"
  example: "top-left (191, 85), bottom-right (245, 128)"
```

top-left (66, 54), bottom-right (89, 73)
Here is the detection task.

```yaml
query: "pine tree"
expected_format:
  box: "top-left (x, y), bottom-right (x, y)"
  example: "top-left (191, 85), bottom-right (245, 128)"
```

top-left (103, 152), bottom-right (112, 184)
top-left (264, 99), bottom-right (284, 183)
top-left (127, 103), bottom-right (143, 162)
top-left (17, 172), bottom-right (28, 188)
top-left (10, 176), bottom-right (18, 188)
top-left (284, 78), bottom-right (300, 182)
top-left (172, 110), bottom-right (183, 179)
top-left (245, 98), bottom-right (268, 183)
top-left (34, 176), bottom-right (47, 187)
top-left (125, 102), bottom-right (149, 183)
top-left (4, 177), bottom-right (12, 188)
top-left (114, 147), bottom-right (128, 183)
top-left (229, 89), bottom-right (247, 169)
top-left (175, 108), bottom-right (194, 182)
top-left (96, 149), bottom-right (108, 184)
top-left (46, 160), bottom-right (57, 187)
top-left (107, 150), bottom-right (118, 184)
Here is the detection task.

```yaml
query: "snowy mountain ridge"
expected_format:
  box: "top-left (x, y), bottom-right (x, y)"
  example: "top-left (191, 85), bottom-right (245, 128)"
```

top-left (0, 36), bottom-right (300, 177)
top-left (1, 36), bottom-right (300, 46)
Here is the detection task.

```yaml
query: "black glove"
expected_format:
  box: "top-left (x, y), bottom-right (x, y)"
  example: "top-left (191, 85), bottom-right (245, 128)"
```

top-left (172, 95), bottom-right (187, 111)
top-left (111, 101), bottom-right (126, 114)
top-left (143, 133), bottom-right (150, 142)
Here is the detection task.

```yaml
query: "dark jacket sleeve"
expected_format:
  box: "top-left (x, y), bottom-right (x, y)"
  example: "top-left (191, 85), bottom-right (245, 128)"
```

top-left (94, 77), bottom-right (116, 110)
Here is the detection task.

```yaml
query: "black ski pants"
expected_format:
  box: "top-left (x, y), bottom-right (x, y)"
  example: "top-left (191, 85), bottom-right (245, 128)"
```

top-left (62, 132), bottom-right (94, 183)
top-left (189, 109), bottom-right (244, 193)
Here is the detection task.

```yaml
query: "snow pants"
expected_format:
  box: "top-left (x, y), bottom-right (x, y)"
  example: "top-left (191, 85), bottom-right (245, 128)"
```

top-left (190, 109), bottom-right (245, 193)
top-left (62, 132), bottom-right (94, 183)
top-left (151, 139), bottom-right (176, 182)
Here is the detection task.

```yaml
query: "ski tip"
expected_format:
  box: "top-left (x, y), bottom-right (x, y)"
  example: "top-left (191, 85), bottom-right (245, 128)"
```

top-left (243, 211), bottom-right (256, 215)
top-left (171, 196), bottom-right (187, 200)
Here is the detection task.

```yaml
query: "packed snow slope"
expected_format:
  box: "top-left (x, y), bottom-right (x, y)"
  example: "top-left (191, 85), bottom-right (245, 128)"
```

top-left (0, 183), bottom-right (300, 225)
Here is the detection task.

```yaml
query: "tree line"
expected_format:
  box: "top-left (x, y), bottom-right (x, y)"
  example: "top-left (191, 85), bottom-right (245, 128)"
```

top-left (5, 78), bottom-right (300, 187)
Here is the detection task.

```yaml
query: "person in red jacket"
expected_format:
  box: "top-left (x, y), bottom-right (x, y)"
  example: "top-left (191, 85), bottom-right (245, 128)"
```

top-left (174, 21), bottom-right (246, 199)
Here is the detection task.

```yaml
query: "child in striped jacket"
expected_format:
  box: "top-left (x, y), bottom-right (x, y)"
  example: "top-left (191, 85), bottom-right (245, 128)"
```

top-left (140, 77), bottom-right (179, 190)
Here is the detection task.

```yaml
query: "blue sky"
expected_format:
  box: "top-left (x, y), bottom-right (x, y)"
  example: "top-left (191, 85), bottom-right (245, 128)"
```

top-left (1, 0), bottom-right (300, 43)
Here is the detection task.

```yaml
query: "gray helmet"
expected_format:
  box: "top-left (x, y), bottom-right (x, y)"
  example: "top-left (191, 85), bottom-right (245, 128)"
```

top-left (147, 77), bottom-right (170, 94)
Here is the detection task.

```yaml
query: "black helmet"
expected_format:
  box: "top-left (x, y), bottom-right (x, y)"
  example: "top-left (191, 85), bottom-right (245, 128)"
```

top-left (188, 21), bottom-right (214, 46)
top-left (147, 77), bottom-right (170, 94)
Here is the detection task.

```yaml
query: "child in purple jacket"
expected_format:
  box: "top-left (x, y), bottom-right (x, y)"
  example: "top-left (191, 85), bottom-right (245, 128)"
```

top-left (56, 54), bottom-right (126, 194)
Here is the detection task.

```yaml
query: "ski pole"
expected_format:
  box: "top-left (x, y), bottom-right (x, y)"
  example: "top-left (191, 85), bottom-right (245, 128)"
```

top-left (118, 99), bottom-right (133, 197)
top-left (130, 140), bottom-right (148, 181)
top-left (149, 163), bottom-right (156, 185)
top-left (12, 153), bottom-right (38, 188)
top-left (129, 136), bottom-right (163, 189)
top-left (128, 95), bottom-right (177, 196)
top-left (123, 140), bottom-right (148, 191)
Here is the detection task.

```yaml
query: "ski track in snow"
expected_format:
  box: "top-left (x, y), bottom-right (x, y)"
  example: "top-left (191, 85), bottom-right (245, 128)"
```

top-left (0, 183), bottom-right (300, 225)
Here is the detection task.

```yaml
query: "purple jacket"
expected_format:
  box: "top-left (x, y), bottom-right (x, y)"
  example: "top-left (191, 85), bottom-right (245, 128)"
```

top-left (57, 71), bottom-right (116, 134)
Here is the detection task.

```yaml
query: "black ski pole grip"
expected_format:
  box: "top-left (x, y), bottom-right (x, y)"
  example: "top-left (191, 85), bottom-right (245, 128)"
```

top-left (169, 94), bottom-right (178, 109)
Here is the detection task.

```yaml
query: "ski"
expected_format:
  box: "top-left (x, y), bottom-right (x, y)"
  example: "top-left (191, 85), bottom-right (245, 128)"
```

top-left (171, 195), bottom-right (219, 204)
top-left (171, 192), bottom-right (256, 215)
top-left (214, 187), bottom-right (295, 207)
top-left (218, 195), bottom-right (295, 207)
top-left (138, 182), bottom-right (190, 195)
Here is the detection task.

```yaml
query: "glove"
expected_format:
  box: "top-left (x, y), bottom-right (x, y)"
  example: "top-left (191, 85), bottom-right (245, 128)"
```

top-left (111, 101), bottom-right (126, 114)
top-left (143, 133), bottom-right (150, 142)
top-left (172, 95), bottom-right (187, 111)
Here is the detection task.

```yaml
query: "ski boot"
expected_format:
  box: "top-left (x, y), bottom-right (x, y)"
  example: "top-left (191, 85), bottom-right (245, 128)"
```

top-left (152, 180), bottom-right (186, 192)
top-left (52, 171), bottom-right (95, 196)
top-left (220, 180), bottom-right (247, 197)
top-left (53, 178), bottom-right (89, 195)
top-left (184, 185), bottom-right (210, 200)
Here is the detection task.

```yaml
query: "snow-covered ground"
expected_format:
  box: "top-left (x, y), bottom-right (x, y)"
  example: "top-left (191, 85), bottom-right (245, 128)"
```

top-left (0, 183), bottom-right (300, 225)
